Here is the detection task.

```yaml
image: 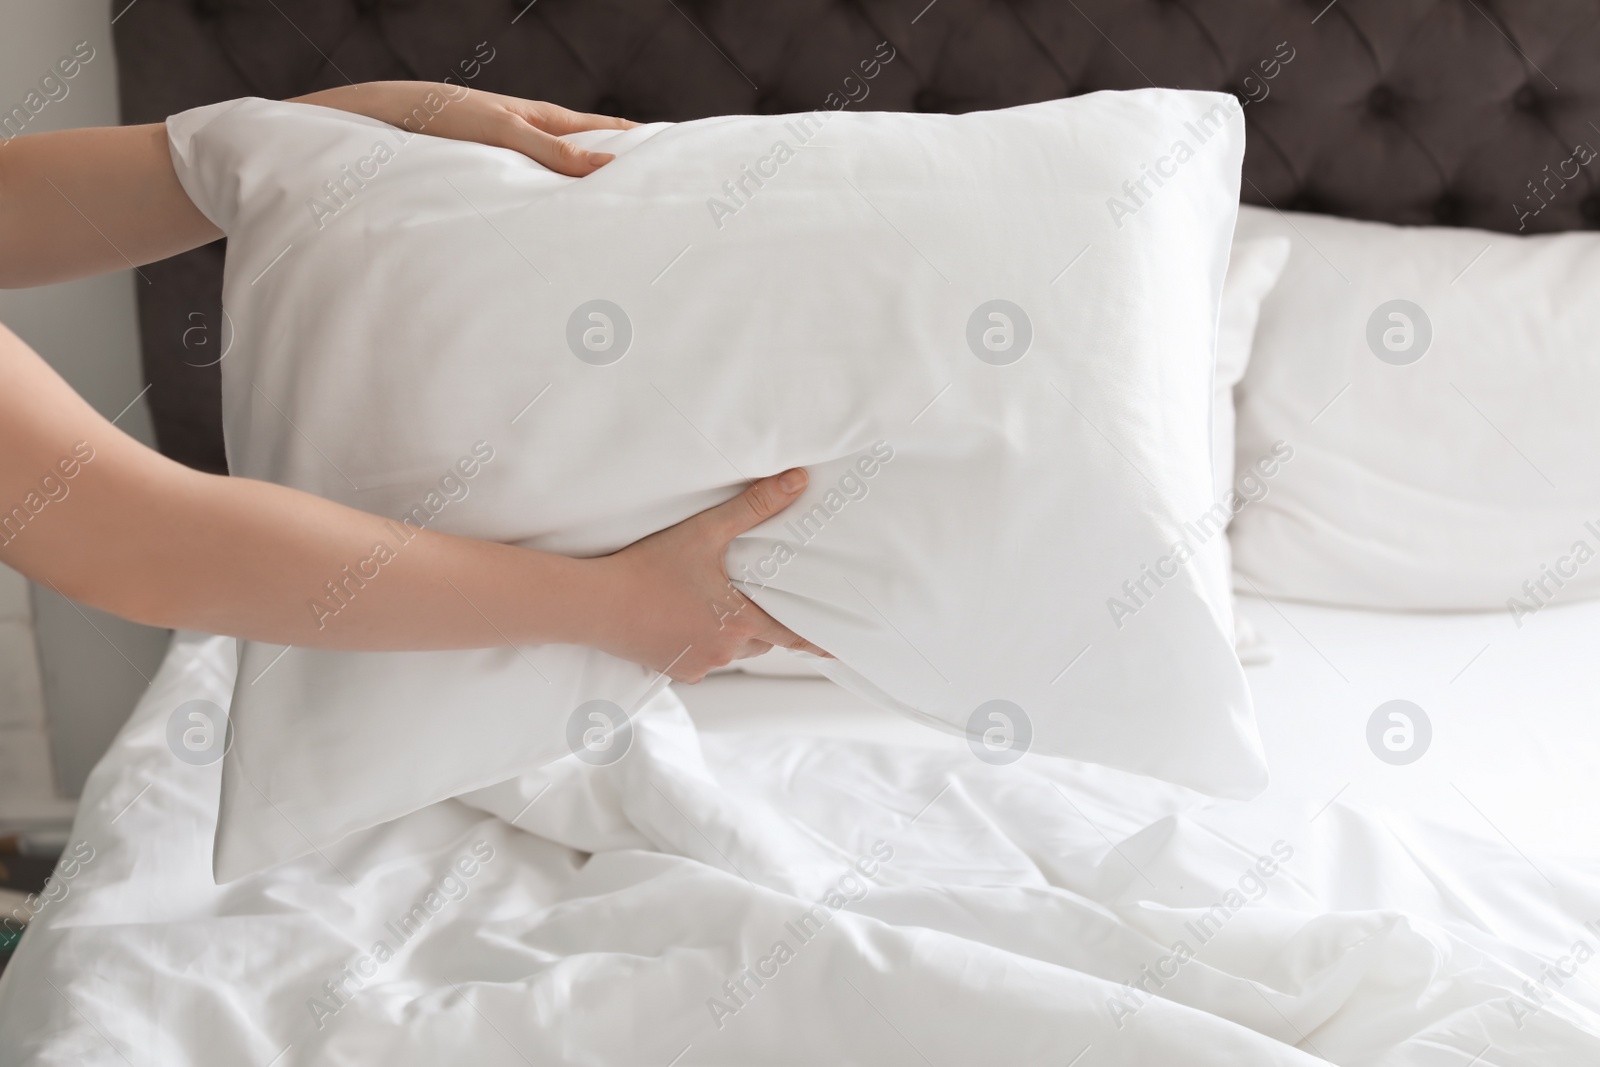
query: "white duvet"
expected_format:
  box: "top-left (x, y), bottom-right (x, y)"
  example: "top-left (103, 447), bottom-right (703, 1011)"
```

top-left (3, 611), bottom-right (1599, 1066)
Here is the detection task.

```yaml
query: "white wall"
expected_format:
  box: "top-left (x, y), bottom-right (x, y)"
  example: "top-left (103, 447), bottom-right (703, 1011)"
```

top-left (0, 0), bottom-right (172, 804)
top-left (0, 562), bottom-right (66, 830)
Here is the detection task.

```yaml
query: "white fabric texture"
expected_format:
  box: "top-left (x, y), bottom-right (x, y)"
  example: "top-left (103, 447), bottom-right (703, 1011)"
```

top-left (1216, 235), bottom-right (1290, 666)
top-left (2, 614), bottom-right (1598, 1065)
top-left (1214, 236), bottom-right (1291, 504)
top-left (1232, 205), bottom-right (1600, 610)
top-left (731, 231), bottom-right (1292, 678)
top-left (164, 91), bottom-right (1262, 883)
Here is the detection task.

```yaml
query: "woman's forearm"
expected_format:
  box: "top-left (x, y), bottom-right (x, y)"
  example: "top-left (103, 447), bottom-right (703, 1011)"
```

top-left (87, 460), bottom-right (615, 652)
top-left (0, 108), bottom-right (615, 648)
top-left (1, 323), bottom-right (822, 676)
top-left (0, 87), bottom-right (816, 679)
top-left (0, 322), bottom-right (613, 651)
top-left (0, 82), bottom-right (631, 288)
top-left (0, 90), bottom-right (469, 289)
top-left (0, 122), bottom-right (219, 288)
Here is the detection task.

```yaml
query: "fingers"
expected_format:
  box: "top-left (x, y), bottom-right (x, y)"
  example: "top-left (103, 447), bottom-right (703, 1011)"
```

top-left (751, 612), bottom-right (832, 660)
top-left (719, 581), bottom-right (833, 663)
top-left (494, 100), bottom-right (636, 176)
top-left (490, 114), bottom-right (614, 176)
top-left (707, 469), bottom-right (809, 540)
top-left (473, 107), bottom-right (611, 175)
top-left (528, 102), bottom-right (640, 135)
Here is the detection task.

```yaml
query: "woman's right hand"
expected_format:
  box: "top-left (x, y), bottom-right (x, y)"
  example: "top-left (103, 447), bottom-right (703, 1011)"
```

top-left (580, 469), bottom-right (831, 683)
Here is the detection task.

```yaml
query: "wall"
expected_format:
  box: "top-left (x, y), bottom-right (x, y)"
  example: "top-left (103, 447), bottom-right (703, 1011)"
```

top-left (0, 0), bottom-right (172, 802)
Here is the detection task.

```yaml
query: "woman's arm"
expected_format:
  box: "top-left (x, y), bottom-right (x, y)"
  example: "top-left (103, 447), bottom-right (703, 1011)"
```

top-left (0, 83), bottom-right (810, 680)
top-left (0, 122), bottom-right (218, 288)
top-left (0, 324), bottom-right (820, 681)
top-left (0, 83), bottom-right (632, 289)
top-left (0, 82), bottom-right (815, 680)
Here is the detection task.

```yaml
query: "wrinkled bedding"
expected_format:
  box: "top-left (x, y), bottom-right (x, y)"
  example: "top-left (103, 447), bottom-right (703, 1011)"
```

top-left (3, 594), bottom-right (1599, 1065)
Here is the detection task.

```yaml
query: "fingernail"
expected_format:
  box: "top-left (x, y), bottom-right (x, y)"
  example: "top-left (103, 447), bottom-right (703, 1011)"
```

top-left (778, 469), bottom-right (806, 493)
top-left (587, 152), bottom-right (614, 167)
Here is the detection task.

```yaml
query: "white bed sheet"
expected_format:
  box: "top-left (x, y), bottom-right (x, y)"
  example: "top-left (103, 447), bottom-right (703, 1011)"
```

top-left (690, 594), bottom-right (1600, 858)
top-left (1, 596), bottom-right (1598, 1066)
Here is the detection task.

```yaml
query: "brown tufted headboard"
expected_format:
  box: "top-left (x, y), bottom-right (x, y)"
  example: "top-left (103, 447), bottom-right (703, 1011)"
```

top-left (114, 0), bottom-right (1600, 475)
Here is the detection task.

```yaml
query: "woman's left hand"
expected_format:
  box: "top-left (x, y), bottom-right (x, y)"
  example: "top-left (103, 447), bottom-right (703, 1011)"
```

top-left (0, 80), bottom-right (634, 289)
top-left (295, 81), bottom-right (638, 176)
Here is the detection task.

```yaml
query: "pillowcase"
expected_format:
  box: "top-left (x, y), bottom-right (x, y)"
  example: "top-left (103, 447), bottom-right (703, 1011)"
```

top-left (1216, 236), bottom-right (1290, 665)
top-left (167, 90), bottom-right (1263, 882)
top-left (1232, 205), bottom-right (1600, 610)
top-left (1214, 237), bottom-right (1291, 507)
top-left (728, 231), bottom-right (1292, 678)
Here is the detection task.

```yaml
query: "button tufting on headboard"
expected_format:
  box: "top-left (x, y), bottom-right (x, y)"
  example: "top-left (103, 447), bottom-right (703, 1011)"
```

top-left (112, 0), bottom-right (1600, 473)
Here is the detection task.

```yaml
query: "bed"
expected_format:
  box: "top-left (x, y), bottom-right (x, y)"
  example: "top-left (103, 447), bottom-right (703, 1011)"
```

top-left (2, 594), bottom-right (1598, 1064)
top-left (4, 1), bottom-right (1600, 1064)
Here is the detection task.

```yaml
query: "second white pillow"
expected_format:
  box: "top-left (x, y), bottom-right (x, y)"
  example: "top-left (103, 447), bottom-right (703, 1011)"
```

top-left (1233, 205), bottom-right (1600, 612)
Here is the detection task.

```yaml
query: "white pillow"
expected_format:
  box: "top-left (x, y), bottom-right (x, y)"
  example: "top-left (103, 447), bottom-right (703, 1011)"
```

top-left (1216, 236), bottom-right (1289, 666)
top-left (1233, 205), bottom-right (1600, 610)
top-left (1214, 236), bottom-right (1291, 504)
top-left (730, 231), bottom-right (1292, 677)
top-left (167, 91), bottom-right (1263, 882)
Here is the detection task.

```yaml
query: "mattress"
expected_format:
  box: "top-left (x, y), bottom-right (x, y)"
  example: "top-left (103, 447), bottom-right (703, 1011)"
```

top-left (1, 597), bottom-right (1597, 1065)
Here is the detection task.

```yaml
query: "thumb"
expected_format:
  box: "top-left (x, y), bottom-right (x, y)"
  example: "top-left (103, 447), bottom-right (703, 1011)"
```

top-left (712, 468), bottom-right (809, 539)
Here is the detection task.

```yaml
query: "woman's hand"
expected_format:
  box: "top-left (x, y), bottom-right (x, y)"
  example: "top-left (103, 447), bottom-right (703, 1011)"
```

top-left (293, 82), bottom-right (638, 176)
top-left (0, 83), bottom-right (826, 675)
top-left (581, 470), bottom-right (832, 683)
top-left (0, 81), bottom-right (636, 289)
top-left (2, 321), bottom-right (831, 667)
